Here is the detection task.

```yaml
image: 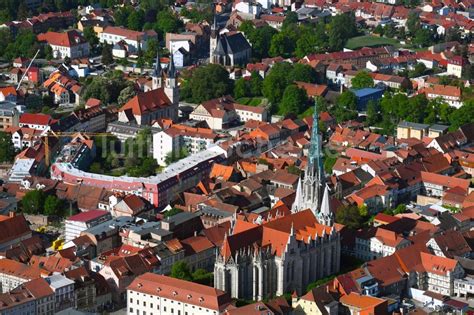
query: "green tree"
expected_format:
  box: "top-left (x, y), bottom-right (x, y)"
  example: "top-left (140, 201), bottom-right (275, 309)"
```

top-left (407, 12), bottom-right (421, 35)
top-left (286, 164), bottom-right (302, 176)
top-left (181, 64), bottom-right (233, 103)
top-left (366, 100), bottom-right (381, 126)
top-left (333, 91), bottom-right (358, 122)
top-left (171, 261), bottom-right (193, 281)
top-left (335, 205), bottom-right (364, 229)
top-left (127, 9), bottom-right (145, 31)
top-left (249, 72), bottom-right (263, 97)
top-left (234, 77), bottom-right (248, 99)
top-left (4, 29), bottom-right (41, 59)
top-left (164, 148), bottom-right (188, 165)
top-left (262, 62), bottom-right (293, 106)
top-left (154, 9), bottom-right (182, 38)
top-left (327, 13), bottom-right (357, 51)
top-left (449, 99), bottom-right (474, 131)
top-left (351, 71), bottom-right (374, 89)
top-left (409, 63), bottom-right (427, 78)
top-left (101, 43), bottom-right (113, 66)
top-left (44, 45), bottom-right (53, 60)
top-left (164, 207), bottom-right (183, 218)
top-left (338, 91), bottom-right (357, 111)
top-left (374, 25), bottom-right (384, 36)
top-left (89, 162), bottom-right (103, 174)
top-left (282, 11), bottom-right (298, 29)
top-left (83, 26), bottom-right (99, 48)
top-left (269, 32), bottom-right (293, 57)
top-left (192, 269), bottom-right (213, 286)
top-left (279, 85), bottom-right (308, 115)
top-left (413, 28), bottom-right (432, 47)
top-left (289, 63), bottom-right (317, 83)
top-left (0, 131), bottom-right (15, 163)
top-left (117, 85), bottom-right (137, 106)
top-left (21, 190), bottom-right (45, 215)
top-left (143, 38), bottom-right (159, 66)
top-left (44, 195), bottom-right (64, 216)
top-left (244, 25), bottom-right (277, 59)
top-left (114, 6), bottom-right (133, 27)
top-left (384, 24), bottom-right (396, 38)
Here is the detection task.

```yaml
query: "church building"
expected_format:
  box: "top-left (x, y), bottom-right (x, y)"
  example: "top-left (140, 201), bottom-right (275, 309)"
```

top-left (118, 53), bottom-right (179, 125)
top-left (209, 17), bottom-right (252, 67)
top-left (214, 101), bottom-right (340, 300)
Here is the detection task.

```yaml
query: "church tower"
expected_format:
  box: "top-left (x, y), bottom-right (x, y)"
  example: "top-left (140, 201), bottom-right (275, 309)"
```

top-left (318, 184), bottom-right (334, 226)
top-left (152, 51), bottom-right (162, 90)
top-left (210, 14), bottom-right (218, 64)
top-left (164, 54), bottom-right (179, 106)
top-left (292, 99), bottom-right (328, 222)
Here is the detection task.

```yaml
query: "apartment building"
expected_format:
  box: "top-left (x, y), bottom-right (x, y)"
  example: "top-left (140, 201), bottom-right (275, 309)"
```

top-left (127, 273), bottom-right (232, 315)
top-left (65, 210), bottom-right (112, 242)
top-left (153, 125), bottom-right (219, 166)
top-left (355, 228), bottom-right (411, 261)
top-left (46, 274), bottom-right (76, 312)
top-left (37, 30), bottom-right (90, 59)
top-left (99, 26), bottom-right (157, 57)
top-left (0, 259), bottom-right (43, 293)
top-left (396, 121), bottom-right (429, 140)
top-left (423, 84), bottom-right (463, 108)
top-left (0, 102), bottom-right (20, 131)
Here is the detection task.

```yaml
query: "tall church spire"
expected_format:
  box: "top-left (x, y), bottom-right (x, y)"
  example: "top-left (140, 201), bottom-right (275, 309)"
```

top-left (168, 54), bottom-right (176, 79)
top-left (153, 50), bottom-right (162, 77)
top-left (318, 184), bottom-right (334, 226)
top-left (152, 50), bottom-right (162, 90)
top-left (292, 99), bottom-right (326, 216)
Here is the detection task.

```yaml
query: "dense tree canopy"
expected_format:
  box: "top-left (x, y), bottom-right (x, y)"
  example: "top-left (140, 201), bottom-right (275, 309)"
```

top-left (279, 85), bottom-right (308, 115)
top-left (351, 71), bottom-right (374, 89)
top-left (0, 132), bottom-right (16, 163)
top-left (181, 64), bottom-right (233, 103)
top-left (239, 22), bottom-right (277, 59)
top-left (82, 71), bottom-right (132, 105)
top-left (335, 205), bottom-right (365, 230)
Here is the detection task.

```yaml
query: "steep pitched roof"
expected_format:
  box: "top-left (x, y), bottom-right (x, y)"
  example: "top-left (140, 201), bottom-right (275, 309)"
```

top-left (37, 30), bottom-right (87, 47)
top-left (128, 273), bottom-right (232, 312)
top-left (120, 88), bottom-right (172, 116)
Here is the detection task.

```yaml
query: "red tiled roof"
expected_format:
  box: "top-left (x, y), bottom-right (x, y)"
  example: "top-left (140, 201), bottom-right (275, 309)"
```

top-left (0, 215), bottom-right (31, 247)
top-left (0, 86), bottom-right (17, 97)
top-left (420, 252), bottom-right (458, 276)
top-left (37, 30), bottom-right (87, 47)
top-left (120, 88), bottom-right (172, 116)
top-left (19, 113), bottom-right (52, 126)
top-left (66, 210), bottom-right (109, 223)
top-left (424, 84), bottom-right (461, 98)
top-left (103, 26), bottom-right (153, 41)
top-left (0, 259), bottom-right (43, 280)
top-left (128, 273), bottom-right (232, 312)
top-left (420, 171), bottom-right (470, 192)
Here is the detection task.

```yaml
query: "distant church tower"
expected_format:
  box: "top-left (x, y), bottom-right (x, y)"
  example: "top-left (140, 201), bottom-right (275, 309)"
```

top-left (164, 54), bottom-right (179, 106)
top-left (292, 100), bottom-right (334, 226)
top-left (209, 14), bottom-right (219, 64)
top-left (152, 51), bottom-right (162, 90)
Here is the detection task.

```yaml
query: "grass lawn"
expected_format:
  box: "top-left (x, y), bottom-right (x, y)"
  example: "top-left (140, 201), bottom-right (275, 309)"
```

top-left (346, 35), bottom-right (401, 50)
top-left (236, 97), bottom-right (265, 106)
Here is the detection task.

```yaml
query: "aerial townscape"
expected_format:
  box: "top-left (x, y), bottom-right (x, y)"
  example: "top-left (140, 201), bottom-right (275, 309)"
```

top-left (0, 0), bottom-right (472, 314)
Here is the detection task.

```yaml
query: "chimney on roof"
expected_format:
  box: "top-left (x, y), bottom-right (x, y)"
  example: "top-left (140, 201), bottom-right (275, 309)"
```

top-left (9, 211), bottom-right (15, 218)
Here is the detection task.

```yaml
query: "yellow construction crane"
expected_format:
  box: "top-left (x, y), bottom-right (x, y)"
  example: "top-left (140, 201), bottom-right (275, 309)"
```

top-left (43, 131), bottom-right (111, 167)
